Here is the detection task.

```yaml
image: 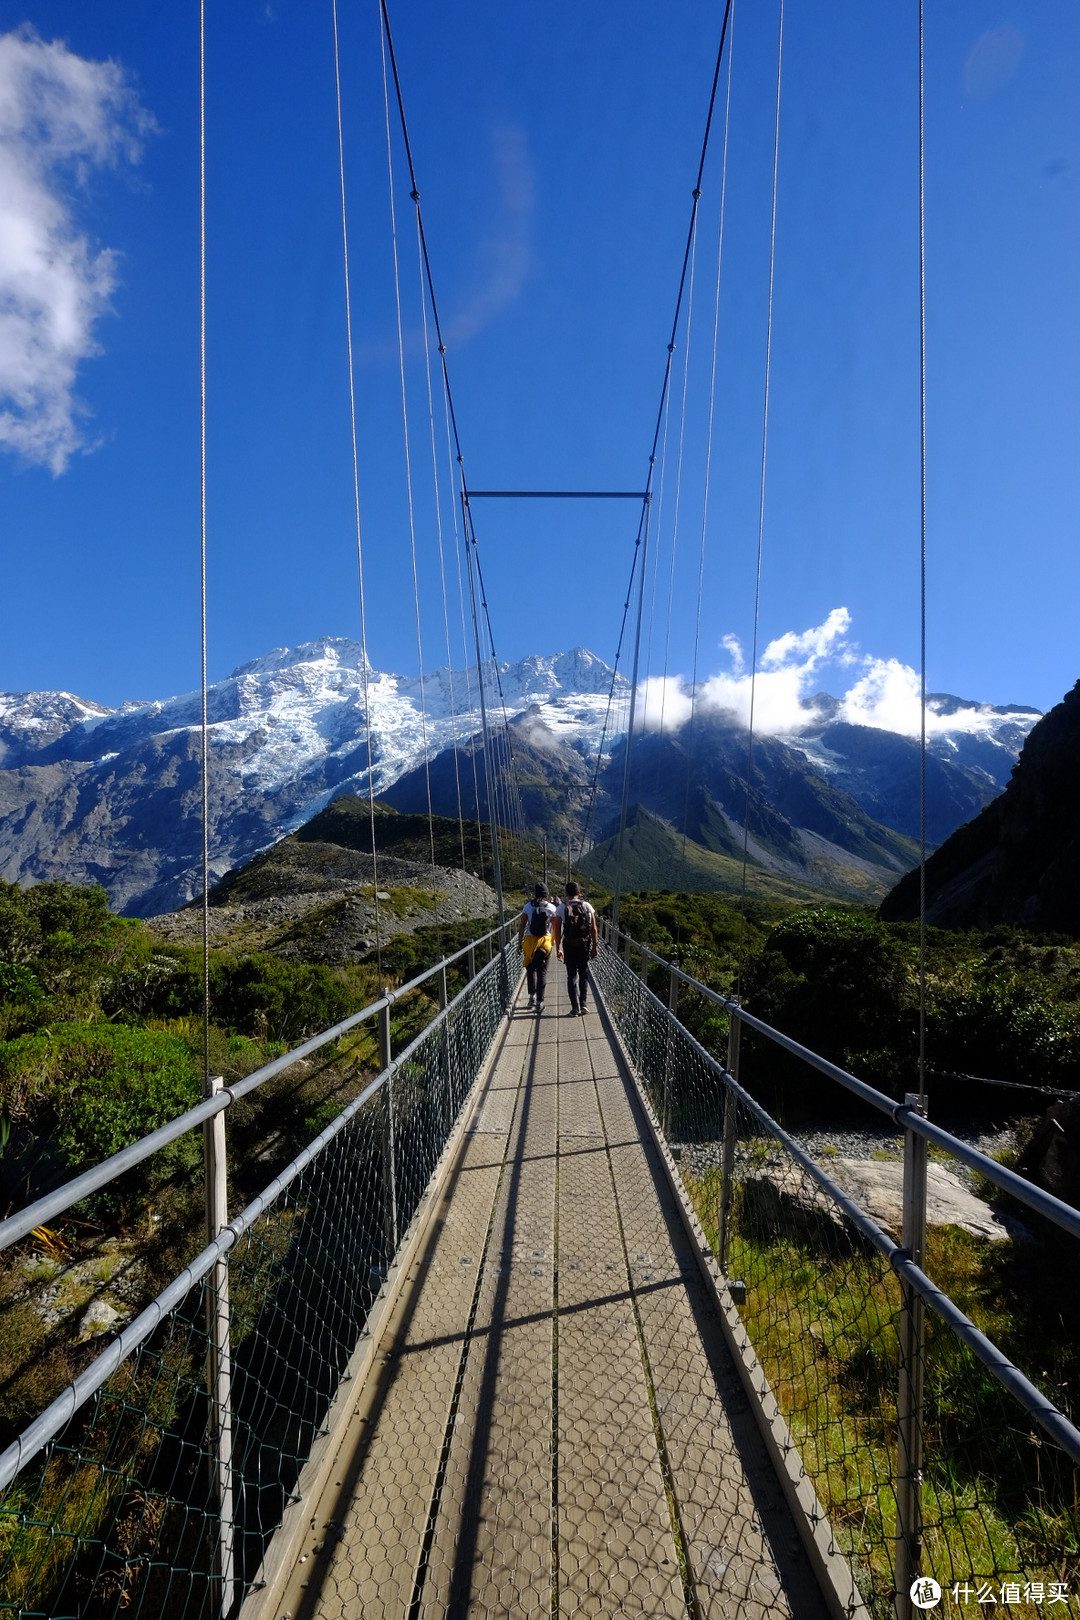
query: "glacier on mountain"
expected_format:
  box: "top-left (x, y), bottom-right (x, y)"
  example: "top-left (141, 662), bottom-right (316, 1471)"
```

top-left (0, 638), bottom-right (1040, 916)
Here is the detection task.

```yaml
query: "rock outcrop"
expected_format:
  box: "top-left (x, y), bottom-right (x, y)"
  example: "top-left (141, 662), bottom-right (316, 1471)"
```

top-left (740, 1155), bottom-right (1018, 1244)
top-left (880, 680), bottom-right (1080, 935)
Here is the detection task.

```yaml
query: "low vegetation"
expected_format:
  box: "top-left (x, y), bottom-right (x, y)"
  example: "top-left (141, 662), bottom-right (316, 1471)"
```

top-left (616, 890), bottom-right (1080, 1115)
top-left (4, 861), bottom-right (1080, 1612)
top-left (684, 1173), bottom-right (1079, 1614)
top-left (0, 875), bottom-right (501, 1465)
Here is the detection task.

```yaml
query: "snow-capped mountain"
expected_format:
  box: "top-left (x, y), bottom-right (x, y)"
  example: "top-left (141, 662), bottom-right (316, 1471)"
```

top-left (0, 637), bottom-right (1040, 916)
top-left (0, 641), bottom-right (626, 915)
top-left (0, 690), bottom-right (111, 764)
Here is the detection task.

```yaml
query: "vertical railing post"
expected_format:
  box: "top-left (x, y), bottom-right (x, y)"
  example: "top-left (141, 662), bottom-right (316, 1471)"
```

top-left (467, 942), bottom-right (476, 982)
top-left (896, 1093), bottom-right (928, 1620)
top-left (379, 998), bottom-right (398, 1254)
top-left (717, 1008), bottom-right (741, 1273)
top-left (437, 963), bottom-right (452, 1127)
top-left (661, 965), bottom-right (679, 1138)
top-left (203, 1076), bottom-right (235, 1620)
top-left (498, 932), bottom-right (509, 1011)
top-left (632, 946), bottom-right (645, 1068)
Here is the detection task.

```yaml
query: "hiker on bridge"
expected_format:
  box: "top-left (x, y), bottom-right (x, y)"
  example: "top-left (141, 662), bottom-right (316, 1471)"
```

top-left (518, 882), bottom-right (557, 1015)
top-left (554, 880), bottom-right (598, 1016)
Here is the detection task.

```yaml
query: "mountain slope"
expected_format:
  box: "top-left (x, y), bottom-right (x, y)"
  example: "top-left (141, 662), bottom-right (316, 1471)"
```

top-left (596, 720), bottom-right (919, 889)
top-left (0, 638), bottom-right (1038, 915)
top-left (383, 707), bottom-right (594, 841)
top-left (577, 806), bottom-right (871, 904)
top-left (880, 680), bottom-right (1080, 933)
top-left (789, 720), bottom-right (1005, 844)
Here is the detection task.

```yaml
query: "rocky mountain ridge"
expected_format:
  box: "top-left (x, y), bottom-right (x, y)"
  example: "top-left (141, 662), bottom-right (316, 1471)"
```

top-left (881, 680), bottom-right (1080, 933)
top-left (0, 639), bottom-right (1040, 915)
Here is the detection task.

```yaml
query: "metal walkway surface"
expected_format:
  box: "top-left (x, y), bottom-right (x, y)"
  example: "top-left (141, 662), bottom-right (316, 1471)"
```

top-left (267, 971), bottom-right (832, 1620)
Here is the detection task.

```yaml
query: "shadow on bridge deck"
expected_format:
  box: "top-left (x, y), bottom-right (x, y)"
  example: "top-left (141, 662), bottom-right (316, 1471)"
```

top-left (264, 970), bottom-right (833, 1619)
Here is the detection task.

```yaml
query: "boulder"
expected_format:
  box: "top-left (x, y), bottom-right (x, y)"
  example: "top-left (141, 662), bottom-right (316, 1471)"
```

top-left (740, 1155), bottom-right (1017, 1245)
top-left (823, 1157), bottom-right (1016, 1242)
top-left (77, 1299), bottom-right (125, 1341)
top-left (1015, 1096), bottom-right (1080, 1209)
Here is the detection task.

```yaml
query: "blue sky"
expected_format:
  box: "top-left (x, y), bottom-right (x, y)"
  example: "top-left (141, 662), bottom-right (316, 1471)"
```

top-left (1, 1), bottom-right (1077, 722)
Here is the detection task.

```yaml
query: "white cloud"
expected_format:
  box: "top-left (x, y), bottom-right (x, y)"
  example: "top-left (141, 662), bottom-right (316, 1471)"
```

top-left (0, 27), bottom-right (149, 472)
top-left (633, 607), bottom-right (1024, 741)
top-left (691, 607), bottom-right (850, 733)
top-left (839, 659), bottom-right (1015, 737)
top-left (636, 675), bottom-right (693, 733)
top-left (719, 632), bottom-right (744, 676)
top-left (697, 663), bottom-right (826, 733)
top-left (447, 124), bottom-right (534, 345)
top-left (839, 659), bottom-right (922, 733)
top-left (759, 605), bottom-right (852, 670)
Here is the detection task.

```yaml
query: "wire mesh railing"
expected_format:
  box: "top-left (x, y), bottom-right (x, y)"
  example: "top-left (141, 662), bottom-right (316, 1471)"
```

top-left (0, 932), bottom-right (519, 1620)
top-left (595, 930), bottom-right (1080, 1620)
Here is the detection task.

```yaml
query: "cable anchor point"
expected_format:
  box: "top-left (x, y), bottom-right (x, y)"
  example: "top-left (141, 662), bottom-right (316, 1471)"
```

top-left (410, 189), bottom-right (420, 202)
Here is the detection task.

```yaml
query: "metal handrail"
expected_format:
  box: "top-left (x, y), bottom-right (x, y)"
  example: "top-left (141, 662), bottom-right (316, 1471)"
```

top-left (0, 920), bottom-right (514, 1252)
top-left (600, 948), bottom-right (1080, 1468)
top-left (606, 924), bottom-right (1080, 1243)
top-left (0, 945), bottom-right (512, 1494)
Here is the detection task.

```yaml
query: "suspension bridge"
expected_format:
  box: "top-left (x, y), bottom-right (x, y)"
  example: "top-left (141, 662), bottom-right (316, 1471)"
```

top-left (1, 3), bottom-right (1079, 1619)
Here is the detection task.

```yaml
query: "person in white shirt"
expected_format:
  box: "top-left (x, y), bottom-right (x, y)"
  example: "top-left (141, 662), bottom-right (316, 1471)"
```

top-left (517, 883), bottom-right (557, 1014)
top-left (554, 881), bottom-right (598, 1016)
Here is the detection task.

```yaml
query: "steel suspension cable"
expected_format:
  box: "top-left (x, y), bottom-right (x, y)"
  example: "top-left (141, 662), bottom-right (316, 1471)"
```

top-left (643, 344), bottom-right (675, 716)
top-left (379, 22), bottom-right (442, 920)
top-left (609, 0), bottom-right (734, 925)
top-left (332, 0), bottom-right (383, 975)
top-left (415, 222), bottom-right (469, 877)
top-left (736, 0), bottom-right (785, 992)
top-left (199, 0), bottom-right (210, 1089)
top-left (654, 216), bottom-right (699, 751)
top-left (472, 570), bottom-right (530, 890)
top-left (578, 541), bottom-right (643, 854)
top-left (918, 0), bottom-right (929, 1108)
top-left (682, 10), bottom-right (737, 862)
top-left (459, 502), bottom-right (507, 921)
top-left (442, 389), bottom-right (488, 880)
top-left (611, 495), bottom-right (654, 929)
top-left (379, 0), bottom-right (524, 920)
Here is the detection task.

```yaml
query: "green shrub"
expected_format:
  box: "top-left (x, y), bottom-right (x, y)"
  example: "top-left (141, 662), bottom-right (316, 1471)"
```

top-left (107, 946), bottom-right (358, 1044)
top-left (0, 1022), bottom-right (200, 1175)
top-left (0, 963), bottom-right (42, 1002)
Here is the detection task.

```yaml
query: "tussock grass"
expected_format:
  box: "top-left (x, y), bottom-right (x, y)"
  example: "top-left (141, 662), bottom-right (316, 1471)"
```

top-left (684, 1165), bottom-right (1080, 1617)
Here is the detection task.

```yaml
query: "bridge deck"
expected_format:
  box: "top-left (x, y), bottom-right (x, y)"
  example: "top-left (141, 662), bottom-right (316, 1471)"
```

top-left (274, 971), bottom-right (830, 1619)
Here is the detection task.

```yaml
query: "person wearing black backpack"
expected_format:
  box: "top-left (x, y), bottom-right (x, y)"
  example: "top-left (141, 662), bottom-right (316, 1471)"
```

top-left (517, 883), bottom-right (557, 1015)
top-left (554, 881), bottom-right (598, 1016)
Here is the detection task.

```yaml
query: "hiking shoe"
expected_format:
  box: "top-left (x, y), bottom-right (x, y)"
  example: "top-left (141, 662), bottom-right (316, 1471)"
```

top-left (527, 994), bottom-right (535, 1009)
top-left (567, 1006), bottom-right (579, 1017)
top-left (579, 1002), bottom-right (589, 1014)
top-left (535, 1001), bottom-right (544, 1016)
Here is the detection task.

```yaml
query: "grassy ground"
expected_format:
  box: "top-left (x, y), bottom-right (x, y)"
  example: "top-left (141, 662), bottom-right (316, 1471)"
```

top-left (684, 1162), bottom-right (1080, 1617)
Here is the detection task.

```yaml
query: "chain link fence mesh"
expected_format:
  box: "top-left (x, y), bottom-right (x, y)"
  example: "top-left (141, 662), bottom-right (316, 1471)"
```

top-left (594, 940), bottom-right (1080, 1620)
top-left (0, 946), bottom-right (517, 1620)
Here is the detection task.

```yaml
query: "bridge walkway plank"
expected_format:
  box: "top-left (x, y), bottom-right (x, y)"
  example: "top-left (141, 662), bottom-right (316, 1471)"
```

top-left (274, 966), bottom-right (830, 1620)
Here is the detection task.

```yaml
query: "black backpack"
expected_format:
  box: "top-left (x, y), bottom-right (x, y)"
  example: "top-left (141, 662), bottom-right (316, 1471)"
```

top-left (562, 899), bottom-right (591, 947)
top-left (528, 901), bottom-right (552, 937)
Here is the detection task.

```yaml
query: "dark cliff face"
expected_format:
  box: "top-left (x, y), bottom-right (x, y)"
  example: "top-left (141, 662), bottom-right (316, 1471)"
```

top-left (880, 680), bottom-right (1080, 934)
